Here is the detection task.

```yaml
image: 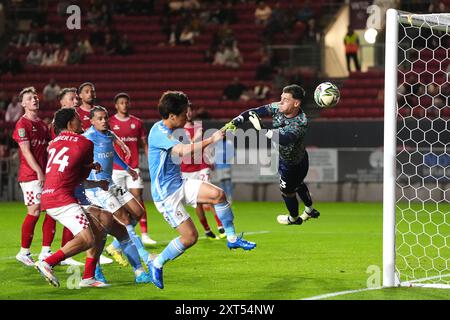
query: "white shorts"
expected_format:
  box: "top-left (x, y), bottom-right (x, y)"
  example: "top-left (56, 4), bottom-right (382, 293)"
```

top-left (181, 168), bottom-right (211, 182)
top-left (85, 183), bottom-right (135, 213)
top-left (19, 180), bottom-right (42, 206)
top-left (46, 203), bottom-right (89, 236)
top-left (214, 167), bottom-right (232, 181)
top-left (112, 168), bottom-right (144, 189)
top-left (154, 179), bottom-right (203, 228)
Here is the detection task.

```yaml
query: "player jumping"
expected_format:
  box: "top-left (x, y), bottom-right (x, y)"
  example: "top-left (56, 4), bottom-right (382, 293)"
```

top-left (224, 84), bottom-right (320, 225)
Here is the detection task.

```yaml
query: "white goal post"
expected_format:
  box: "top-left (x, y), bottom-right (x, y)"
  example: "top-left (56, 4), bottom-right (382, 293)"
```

top-left (383, 9), bottom-right (450, 289)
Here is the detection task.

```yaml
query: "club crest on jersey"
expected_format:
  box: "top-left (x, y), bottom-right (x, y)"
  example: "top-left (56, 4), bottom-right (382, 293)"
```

top-left (131, 123), bottom-right (135, 129)
top-left (18, 128), bottom-right (26, 137)
top-left (113, 125), bottom-right (120, 130)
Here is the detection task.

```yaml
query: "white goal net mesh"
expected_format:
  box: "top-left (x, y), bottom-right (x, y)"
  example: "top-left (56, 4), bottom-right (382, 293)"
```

top-left (395, 12), bottom-right (450, 285)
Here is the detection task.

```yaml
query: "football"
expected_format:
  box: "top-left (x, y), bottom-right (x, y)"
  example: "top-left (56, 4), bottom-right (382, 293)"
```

top-left (314, 82), bottom-right (340, 108)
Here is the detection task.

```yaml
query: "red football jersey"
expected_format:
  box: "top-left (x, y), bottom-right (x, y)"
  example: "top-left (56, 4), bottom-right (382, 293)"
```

top-left (76, 106), bottom-right (92, 131)
top-left (12, 116), bottom-right (50, 182)
top-left (109, 114), bottom-right (146, 170)
top-left (180, 124), bottom-right (210, 173)
top-left (41, 131), bottom-right (94, 210)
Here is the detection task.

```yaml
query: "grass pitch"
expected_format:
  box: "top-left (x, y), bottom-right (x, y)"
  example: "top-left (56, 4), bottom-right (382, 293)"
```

top-left (0, 201), bottom-right (448, 300)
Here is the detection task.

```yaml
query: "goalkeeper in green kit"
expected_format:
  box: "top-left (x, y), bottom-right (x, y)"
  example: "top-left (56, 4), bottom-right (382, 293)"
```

top-left (223, 84), bottom-right (320, 225)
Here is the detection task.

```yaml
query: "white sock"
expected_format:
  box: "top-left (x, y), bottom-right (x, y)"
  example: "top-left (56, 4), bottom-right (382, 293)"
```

top-left (41, 246), bottom-right (51, 254)
top-left (20, 247), bottom-right (30, 255)
top-left (305, 206), bottom-right (313, 214)
top-left (135, 267), bottom-right (145, 277)
top-left (288, 216), bottom-right (299, 222)
top-left (300, 212), bottom-right (310, 221)
top-left (227, 235), bottom-right (237, 243)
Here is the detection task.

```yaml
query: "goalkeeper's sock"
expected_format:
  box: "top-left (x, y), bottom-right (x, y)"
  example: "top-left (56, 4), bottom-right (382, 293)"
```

top-left (297, 183), bottom-right (313, 207)
top-left (282, 194), bottom-right (299, 218)
top-left (214, 200), bottom-right (237, 242)
top-left (153, 237), bottom-right (186, 269)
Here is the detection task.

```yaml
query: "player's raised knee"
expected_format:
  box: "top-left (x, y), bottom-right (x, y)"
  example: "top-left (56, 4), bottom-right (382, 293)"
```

top-left (210, 188), bottom-right (227, 204)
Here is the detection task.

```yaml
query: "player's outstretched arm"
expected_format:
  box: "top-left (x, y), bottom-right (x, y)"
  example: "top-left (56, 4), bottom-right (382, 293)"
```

top-left (223, 105), bottom-right (272, 132)
top-left (172, 129), bottom-right (224, 158)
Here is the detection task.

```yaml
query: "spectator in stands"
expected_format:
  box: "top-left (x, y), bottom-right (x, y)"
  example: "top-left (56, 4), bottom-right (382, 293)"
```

top-left (263, 2), bottom-right (285, 41)
top-left (222, 77), bottom-right (248, 101)
top-left (10, 32), bottom-right (37, 48)
top-left (5, 95), bottom-right (23, 123)
top-left (57, 1), bottom-right (71, 16)
top-left (54, 44), bottom-right (69, 66)
top-left (78, 35), bottom-right (94, 55)
top-left (255, 1), bottom-right (272, 26)
top-left (67, 43), bottom-right (84, 65)
top-left (1, 52), bottom-right (22, 76)
top-left (90, 25), bottom-right (105, 49)
top-left (252, 81), bottom-right (270, 101)
top-left (99, 3), bottom-right (113, 27)
top-left (104, 32), bottom-right (117, 55)
top-left (179, 26), bottom-right (195, 45)
top-left (116, 34), bottom-right (134, 55)
top-left (344, 26), bottom-right (361, 72)
top-left (41, 44), bottom-right (57, 66)
top-left (43, 78), bottom-right (61, 102)
top-left (87, 5), bottom-right (102, 27)
top-left (213, 39), bottom-right (243, 69)
top-left (167, 23), bottom-right (181, 46)
top-left (255, 52), bottom-right (273, 80)
top-left (222, 1), bottom-right (237, 24)
top-left (38, 24), bottom-right (59, 45)
top-left (428, 0), bottom-right (447, 13)
top-left (26, 44), bottom-right (43, 66)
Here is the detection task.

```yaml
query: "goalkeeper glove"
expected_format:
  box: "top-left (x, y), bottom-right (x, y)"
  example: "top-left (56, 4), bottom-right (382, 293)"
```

top-left (248, 111), bottom-right (273, 139)
top-left (221, 121), bottom-right (237, 132)
top-left (221, 115), bottom-right (244, 132)
top-left (248, 111), bottom-right (264, 131)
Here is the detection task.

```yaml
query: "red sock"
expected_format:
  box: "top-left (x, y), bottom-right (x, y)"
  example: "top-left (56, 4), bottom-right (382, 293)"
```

top-left (61, 227), bottom-right (74, 247)
top-left (139, 200), bottom-right (148, 234)
top-left (83, 257), bottom-right (98, 279)
top-left (199, 216), bottom-right (211, 231)
top-left (42, 214), bottom-right (56, 247)
top-left (44, 249), bottom-right (65, 267)
top-left (21, 214), bottom-right (40, 248)
top-left (213, 213), bottom-right (223, 228)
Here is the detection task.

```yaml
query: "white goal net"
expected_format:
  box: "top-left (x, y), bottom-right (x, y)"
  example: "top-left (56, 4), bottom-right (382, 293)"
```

top-left (383, 10), bottom-right (450, 288)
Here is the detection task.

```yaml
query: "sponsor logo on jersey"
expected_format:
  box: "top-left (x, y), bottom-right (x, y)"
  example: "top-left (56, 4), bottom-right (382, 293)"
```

top-left (98, 151), bottom-right (114, 159)
top-left (121, 137), bottom-right (138, 142)
top-left (32, 126), bottom-right (37, 132)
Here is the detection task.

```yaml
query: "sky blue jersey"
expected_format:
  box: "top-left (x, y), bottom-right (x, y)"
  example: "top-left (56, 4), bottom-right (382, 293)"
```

top-left (83, 126), bottom-right (128, 185)
top-left (148, 120), bottom-right (182, 202)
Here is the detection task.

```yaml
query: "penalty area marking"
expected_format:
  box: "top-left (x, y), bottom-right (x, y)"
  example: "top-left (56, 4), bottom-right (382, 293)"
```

top-left (302, 274), bottom-right (450, 300)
